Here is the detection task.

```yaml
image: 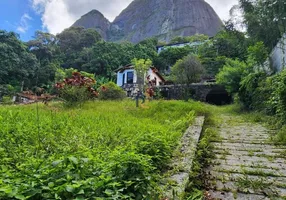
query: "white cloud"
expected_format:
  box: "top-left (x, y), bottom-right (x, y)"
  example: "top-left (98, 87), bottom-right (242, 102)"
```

top-left (17, 13), bottom-right (33, 33)
top-left (31, 0), bottom-right (239, 35)
top-left (31, 0), bottom-right (132, 34)
top-left (205, 0), bottom-right (239, 22)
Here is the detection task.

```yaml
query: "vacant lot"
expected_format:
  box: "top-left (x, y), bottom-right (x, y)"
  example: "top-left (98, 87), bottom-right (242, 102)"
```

top-left (0, 100), bottom-right (209, 199)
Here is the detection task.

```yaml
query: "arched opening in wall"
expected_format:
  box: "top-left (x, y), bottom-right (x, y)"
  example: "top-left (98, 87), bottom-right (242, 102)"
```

top-left (206, 89), bottom-right (232, 105)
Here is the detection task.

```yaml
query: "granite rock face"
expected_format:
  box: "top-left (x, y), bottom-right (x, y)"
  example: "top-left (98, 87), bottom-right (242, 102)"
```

top-left (72, 10), bottom-right (111, 40)
top-left (72, 0), bottom-right (223, 43)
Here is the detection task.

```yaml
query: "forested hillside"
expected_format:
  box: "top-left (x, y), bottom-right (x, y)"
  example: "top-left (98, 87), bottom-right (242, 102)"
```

top-left (0, 25), bottom-right (253, 97)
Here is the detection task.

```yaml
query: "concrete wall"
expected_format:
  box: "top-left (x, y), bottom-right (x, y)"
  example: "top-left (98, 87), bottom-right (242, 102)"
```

top-left (158, 83), bottom-right (228, 102)
top-left (270, 34), bottom-right (286, 72)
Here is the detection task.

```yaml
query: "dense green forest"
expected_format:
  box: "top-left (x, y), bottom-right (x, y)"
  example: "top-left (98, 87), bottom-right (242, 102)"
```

top-left (0, 27), bottom-right (158, 95)
top-left (0, 26), bottom-right (253, 96)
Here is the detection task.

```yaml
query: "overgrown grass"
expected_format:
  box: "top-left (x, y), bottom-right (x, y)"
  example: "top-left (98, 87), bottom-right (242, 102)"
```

top-left (0, 100), bottom-right (210, 199)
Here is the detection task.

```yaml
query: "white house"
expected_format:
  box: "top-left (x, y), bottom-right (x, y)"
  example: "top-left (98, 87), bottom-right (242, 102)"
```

top-left (270, 33), bottom-right (286, 72)
top-left (156, 41), bottom-right (208, 54)
top-left (115, 64), bottom-right (165, 96)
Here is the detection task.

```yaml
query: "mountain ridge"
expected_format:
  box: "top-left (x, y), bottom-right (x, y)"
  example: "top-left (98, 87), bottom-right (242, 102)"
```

top-left (72, 0), bottom-right (223, 43)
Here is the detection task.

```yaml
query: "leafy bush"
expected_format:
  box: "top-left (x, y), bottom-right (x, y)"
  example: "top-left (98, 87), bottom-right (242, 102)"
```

top-left (98, 82), bottom-right (126, 100)
top-left (247, 41), bottom-right (268, 67)
top-left (1, 95), bottom-right (13, 105)
top-left (237, 69), bottom-right (286, 143)
top-left (58, 85), bottom-right (91, 106)
top-left (239, 69), bottom-right (286, 121)
top-left (216, 58), bottom-right (249, 94)
top-left (55, 71), bottom-right (97, 106)
top-left (275, 126), bottom-right (286, 144)
top-left (267, 70), bottom-right (286, 122)
top-left (106, 151), bottom-right (157, 199)
top-left (135, 134), bottom-right (172, 170)
top-left (171, 54), bottom-right (205, 84)
top-left (239, 72), bottom-right (269, 111)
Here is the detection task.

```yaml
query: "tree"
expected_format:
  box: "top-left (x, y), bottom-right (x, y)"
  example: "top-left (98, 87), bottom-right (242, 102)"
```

top-left (239, 0), bottom-right (286, 50)
top-left (216, 58), bottom-right (250, 94)
top-left (27, 31), bottom-right (58, 61)
top-left (132, 58), bottom-right (152, 91)
top-left (171, 54), bottom-right (205, 84)
top-left (154, 46), bottom-right (194, 70)
top-left (27, 31), bottom-right (60, 87)
top-left (213, 30), bottom-right (249, 61)
top-left (0, 30), bottom-right (39, 89)
top-left (57, 27), bottom-right (102, 53)
top-left (247, 41), bottom-right (268, 68)
top-left (196, 28), bottom-right (250, 76)
top-left (77, 41), bottom-right (157, 79)
top-left (57, 27), bottom-right (102, 70)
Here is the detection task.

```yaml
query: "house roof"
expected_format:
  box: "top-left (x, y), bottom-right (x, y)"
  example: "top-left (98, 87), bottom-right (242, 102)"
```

top-left (150, 67), bottom-right (165, 82)
top-left (156, 37), bottom-right (213, 49)
top-left (114, 64), bottom-right (134, 73)
top-left (115, 64), bottom-right (165, 82)
top-left (156, 42), bottom-right (191, 49)
top-left (17, 93), bottom-right (56, 100)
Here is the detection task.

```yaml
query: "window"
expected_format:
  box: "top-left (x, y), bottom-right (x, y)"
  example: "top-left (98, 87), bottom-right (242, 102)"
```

top-left (127, 72), bottom-right (134, 84)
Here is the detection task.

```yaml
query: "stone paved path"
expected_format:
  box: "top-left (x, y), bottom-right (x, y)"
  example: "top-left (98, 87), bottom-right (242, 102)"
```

top-left (205, 115), bottom-right (286, 200)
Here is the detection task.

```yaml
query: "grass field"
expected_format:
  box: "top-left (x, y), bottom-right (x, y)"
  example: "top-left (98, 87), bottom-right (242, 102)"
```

top-left (0, 100), bottom-right (210, 199)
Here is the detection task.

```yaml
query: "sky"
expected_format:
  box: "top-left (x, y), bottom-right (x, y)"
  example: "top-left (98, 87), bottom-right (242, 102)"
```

top-left (0, 0), bottom-right (238, 41)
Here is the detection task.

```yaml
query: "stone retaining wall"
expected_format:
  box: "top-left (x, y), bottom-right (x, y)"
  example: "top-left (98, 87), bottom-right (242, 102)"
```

top-left (158, 84), bottom-right (227, 102)
top-left (161, 116), bottom-right (205, 199)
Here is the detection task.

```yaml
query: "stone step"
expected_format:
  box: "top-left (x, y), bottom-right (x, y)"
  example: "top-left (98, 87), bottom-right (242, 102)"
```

top-left (206, 190), bottom-right (270, 200)
top-left (212, 142), bottom-right (286, 150)
top-left (208, 180), bottom-right (286, 197)
top-left (211, 158), bottom-right (286, 171)
top-left (218, 127), bottom-right (269, 133)
top-left (207, 164), bottom-right (286, 177)
top-left (219, 136), bottom-right (270, 141)
top-left (214, 146), bottom-right (286, 153)
top-left (216, 154), bottom-right (286, 164)
top-left (214, 140), bottom-right (276, 144)
top-left (204, 114), bottom-right (286, 199)
top-left (213, 149), bottom-right (286, 158)
top-left (206, 171), bottom-right (286, 188)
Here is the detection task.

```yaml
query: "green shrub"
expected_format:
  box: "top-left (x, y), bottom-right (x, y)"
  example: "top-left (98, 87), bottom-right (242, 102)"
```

top-left (55, 72), bottom-right (97, 106)
top-left (106, 151), bottom-right (158, 199)
top-left (238, 69), bottom-right (286, 143)
top-left (239, 72), bottom-right (269, 111)
top-left (1, 95), bottom-right (13, 105)
top-left (275, 126), bottom-right (286, 144)
top-left (216, 58), bottom-right (249, 94)
top-left (135, 134), bottom-right (172, 170)
top-left (267, 70), bottom-right (286, 123)
top-left (98, 82), bottom-right (126, 100)
top-left (59, 85), bottom-right (91, 107)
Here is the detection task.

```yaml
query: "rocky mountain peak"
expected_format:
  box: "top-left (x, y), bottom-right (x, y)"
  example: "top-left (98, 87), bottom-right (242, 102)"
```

top-left (72, 9), bottom-right (110, 39)
top-left (72, 0), bottom-right (223, 43)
